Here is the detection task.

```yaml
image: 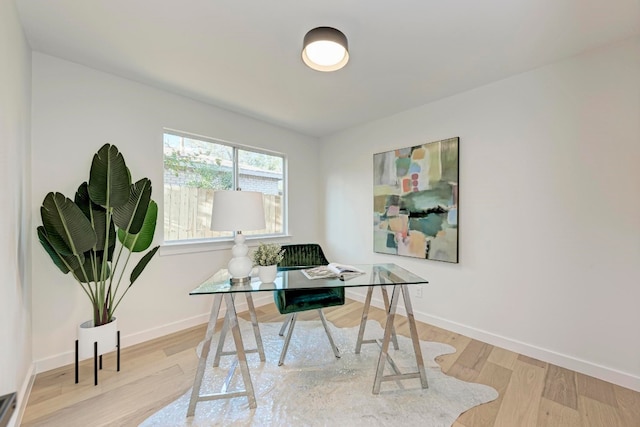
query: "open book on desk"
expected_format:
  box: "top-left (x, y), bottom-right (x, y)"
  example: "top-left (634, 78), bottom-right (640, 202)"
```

top-left (301, 263), bottom-right (366, 280)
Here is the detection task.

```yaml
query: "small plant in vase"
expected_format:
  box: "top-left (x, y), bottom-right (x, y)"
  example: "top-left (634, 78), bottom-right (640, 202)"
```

top-left (252, 243), bottom-right (285, 283)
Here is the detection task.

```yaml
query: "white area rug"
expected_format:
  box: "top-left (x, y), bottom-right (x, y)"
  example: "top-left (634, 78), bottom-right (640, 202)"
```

top-left (140, 318), bottom-right (498, 426)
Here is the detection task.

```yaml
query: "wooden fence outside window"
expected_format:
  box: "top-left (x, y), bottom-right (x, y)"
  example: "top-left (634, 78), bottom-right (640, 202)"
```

top-left (164, 185), bottom-right (282, 241)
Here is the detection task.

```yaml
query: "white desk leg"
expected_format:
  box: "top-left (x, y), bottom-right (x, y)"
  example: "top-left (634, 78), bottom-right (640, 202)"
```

top-left (187, 294), bottom-right (223, 417)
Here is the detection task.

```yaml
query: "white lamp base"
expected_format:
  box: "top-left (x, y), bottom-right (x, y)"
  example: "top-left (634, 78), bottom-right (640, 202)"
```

top-left (228, 233), bottom-right (253, 284)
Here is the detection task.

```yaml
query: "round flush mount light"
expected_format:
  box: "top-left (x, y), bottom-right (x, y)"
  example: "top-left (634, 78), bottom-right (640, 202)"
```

top-left (302, 27), bottom-right (349, 72)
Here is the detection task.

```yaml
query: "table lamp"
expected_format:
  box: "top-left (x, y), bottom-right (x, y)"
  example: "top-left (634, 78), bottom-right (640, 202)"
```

top-left (210, 190), bottom-right (266, 284)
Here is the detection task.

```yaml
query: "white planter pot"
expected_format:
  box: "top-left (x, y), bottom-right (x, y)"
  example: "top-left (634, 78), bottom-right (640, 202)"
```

top-left (258, 265), bottom-right (278, 283)
top-left (77, 317), bottom-right (118, 359)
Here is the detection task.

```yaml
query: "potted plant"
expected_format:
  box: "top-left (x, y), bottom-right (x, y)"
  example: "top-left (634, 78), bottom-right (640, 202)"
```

top-left (37, 143), bottom-right (159, 359)
top-left (252, 243), bottom-right (285, 283)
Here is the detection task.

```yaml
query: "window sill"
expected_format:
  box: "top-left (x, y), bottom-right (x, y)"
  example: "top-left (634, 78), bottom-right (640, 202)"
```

top-left (159, 235), bottom-right (293, 257)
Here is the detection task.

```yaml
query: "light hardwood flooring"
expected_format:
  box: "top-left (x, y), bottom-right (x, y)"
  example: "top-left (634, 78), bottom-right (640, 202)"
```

top-left (22, 299), bottom-right (640, 426)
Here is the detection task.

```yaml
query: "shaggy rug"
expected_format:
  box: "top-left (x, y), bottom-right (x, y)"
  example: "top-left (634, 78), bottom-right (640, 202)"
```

top-left (140, 318), bottom-right (498, 426)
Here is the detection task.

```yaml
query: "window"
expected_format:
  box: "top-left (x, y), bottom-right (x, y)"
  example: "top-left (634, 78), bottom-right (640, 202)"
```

top-left (163, 131), bottom-right (285, 243)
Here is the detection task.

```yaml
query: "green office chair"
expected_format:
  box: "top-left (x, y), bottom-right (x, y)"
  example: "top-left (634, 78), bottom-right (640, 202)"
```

top-left (274, 244), bottom-right (345, 365)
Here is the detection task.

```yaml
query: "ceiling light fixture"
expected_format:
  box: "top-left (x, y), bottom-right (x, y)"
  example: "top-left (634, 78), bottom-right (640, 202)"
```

top-left (302, 27), bottom-right (349, 72)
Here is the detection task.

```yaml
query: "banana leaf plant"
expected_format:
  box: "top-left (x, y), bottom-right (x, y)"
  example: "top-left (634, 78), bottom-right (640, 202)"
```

top-left (37, 144), bottom-right (159, 326)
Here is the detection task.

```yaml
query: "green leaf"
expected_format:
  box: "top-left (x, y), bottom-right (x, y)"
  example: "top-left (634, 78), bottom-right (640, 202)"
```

top-left (129, 246), bottom-right (159, 285)
top-left (113, 178), bottom-right (152, 234)
top-left (88, 144), bottom-right (131, 208)
top-left (73, 253), bottom-right (111, 283)
top-left (118, 200), bottom-right (158, 252)
top-left (39, 207), bottom-right (73, 256)
top-left (75, 182), bottom-right (110, 250)
top-left (37, 226), bottom-right (81, 274)
top-left (40, 192), bottom-right (96, 256)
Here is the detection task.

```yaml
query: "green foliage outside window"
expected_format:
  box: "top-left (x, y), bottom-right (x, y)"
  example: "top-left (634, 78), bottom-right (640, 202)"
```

top-left (164, 150), bottom-right (233, 190)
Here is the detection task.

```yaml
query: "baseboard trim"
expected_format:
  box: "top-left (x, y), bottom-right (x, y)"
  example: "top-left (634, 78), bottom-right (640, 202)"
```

top-left (345, 289), bottom-right (640, 392)
top-left (34, 289), bottom-right (639, 393)
top-left (8, 362), bottom-right (35, 427)
top-left (34, 293), bottom-right (276, 374)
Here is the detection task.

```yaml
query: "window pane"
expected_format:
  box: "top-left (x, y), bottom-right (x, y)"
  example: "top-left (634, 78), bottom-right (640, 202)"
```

top-left (163, 133), bottom-right (287, 243)
top-left (238, 149), bottom-right (284, 236)
top-left (163, 134), bottom-right (233, 241)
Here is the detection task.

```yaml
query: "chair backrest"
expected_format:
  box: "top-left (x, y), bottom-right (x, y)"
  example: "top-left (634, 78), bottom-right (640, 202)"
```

top-left (274, 243), bottom-right (344, 315)
top-left (277, 244), bottom-right (329, 271)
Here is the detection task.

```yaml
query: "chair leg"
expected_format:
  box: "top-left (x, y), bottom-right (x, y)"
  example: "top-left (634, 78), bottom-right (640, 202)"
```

top-left (318, 309), bottom-right (340, 359)
top-left (278, 313), bottom-right (298, 366)
top-left (279, 313), bottom-right (293, 337)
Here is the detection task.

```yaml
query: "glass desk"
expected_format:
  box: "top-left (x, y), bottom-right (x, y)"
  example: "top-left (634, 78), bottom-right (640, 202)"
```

top-left (187, 263), bottom-right (429, 416)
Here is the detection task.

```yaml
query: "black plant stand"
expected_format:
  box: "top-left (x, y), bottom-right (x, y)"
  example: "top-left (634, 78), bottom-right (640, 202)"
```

top-left (75, 330), bottom-right (120, 385)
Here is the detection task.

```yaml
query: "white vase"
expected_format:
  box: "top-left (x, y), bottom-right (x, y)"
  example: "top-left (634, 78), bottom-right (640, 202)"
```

top-left (77, 317), bottom-right (118, 359)
top-left (258, 265), bottom-right (278, 283)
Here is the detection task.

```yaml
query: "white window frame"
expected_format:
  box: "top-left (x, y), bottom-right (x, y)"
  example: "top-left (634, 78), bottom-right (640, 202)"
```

top-left (160, 129), bottom-right (289, 256)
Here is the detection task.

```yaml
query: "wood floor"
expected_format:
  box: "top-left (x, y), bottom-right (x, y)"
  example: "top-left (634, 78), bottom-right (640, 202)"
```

top-left (22, 299), bottom-right (640, 426)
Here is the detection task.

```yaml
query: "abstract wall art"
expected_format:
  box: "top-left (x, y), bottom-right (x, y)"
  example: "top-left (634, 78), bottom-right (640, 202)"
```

top-left (373, 137), bottom-right (459, 263)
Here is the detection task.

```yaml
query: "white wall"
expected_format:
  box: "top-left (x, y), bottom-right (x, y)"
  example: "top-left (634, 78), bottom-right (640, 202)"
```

top-left (0, 0), bottom-right (32, 424)
top-left (30, 53), bottom-right (323, 371)
top-left (320, 37), bottom-right (640, 391)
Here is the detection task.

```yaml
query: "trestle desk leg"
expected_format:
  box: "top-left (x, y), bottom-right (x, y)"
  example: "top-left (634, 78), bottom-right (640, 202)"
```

top-left (245, 293), bottom-right (265, 362)
top-left (373, 285), bottom-right (400, 394)
top-left (212, 311), bottom-right (230, 367)
top-left (372, 285), bottom-right (428, 394)
top-left (187, 294), bottom-right (223, 417)
top-left (213, 294), bottom-right (265, 367)
top-left (224, 294), bottom-right (257, 408)
top-left (401, 284), bottom-right (428, 388)
top-left (355, 285), bottom-right (399, 353)
top-left (355, 287), bottom-right (374, 354)
top-left (380, 286), bottom-right (400, 350)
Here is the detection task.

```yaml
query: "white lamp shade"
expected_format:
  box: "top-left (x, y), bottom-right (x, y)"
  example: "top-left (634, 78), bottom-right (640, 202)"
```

top-left (210, 190), bottom-right (266, 232)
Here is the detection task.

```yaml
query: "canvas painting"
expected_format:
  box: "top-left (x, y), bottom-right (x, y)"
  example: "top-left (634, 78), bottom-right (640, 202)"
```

top-left (373, 137), bottom-right (459, 263)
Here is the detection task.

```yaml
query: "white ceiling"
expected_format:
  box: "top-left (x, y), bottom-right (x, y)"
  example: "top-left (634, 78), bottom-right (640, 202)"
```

top-left (16, 0), bottom-right (640, 137)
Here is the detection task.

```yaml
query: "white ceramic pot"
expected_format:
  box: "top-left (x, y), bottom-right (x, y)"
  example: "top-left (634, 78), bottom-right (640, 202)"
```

top-left (258, 265), bottom-right (278, 283)
top-left (77, 317), bottom-right (118, 359)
